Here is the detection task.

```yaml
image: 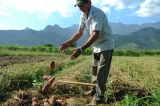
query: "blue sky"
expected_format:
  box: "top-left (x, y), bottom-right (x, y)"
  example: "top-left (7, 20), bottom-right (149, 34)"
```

top-left (0, 0), bottom-right (160, 30)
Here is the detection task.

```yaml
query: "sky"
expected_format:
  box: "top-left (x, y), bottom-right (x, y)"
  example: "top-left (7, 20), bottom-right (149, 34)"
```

top-left (0, 0), bottom-right (160, 30)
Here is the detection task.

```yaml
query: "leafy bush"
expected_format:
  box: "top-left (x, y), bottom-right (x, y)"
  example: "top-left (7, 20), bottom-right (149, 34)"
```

top-left (36, 47), bottom-right (46, 52)
top-left (125, 50), bottom-right (140, 57)
top-left (7, 46), bottom-right (19, 50)
top-left (43, 44), bottom-right (53, 47)
top-left (113, 50), bottom-right (126, 56)
top-left (29, 47), bottom-right (37, 51)
top-left (45, 47), bottom-right (53, 53)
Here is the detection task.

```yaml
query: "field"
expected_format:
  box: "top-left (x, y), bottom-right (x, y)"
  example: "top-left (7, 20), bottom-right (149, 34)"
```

top-left (0, 46), bottom-right (160, 106)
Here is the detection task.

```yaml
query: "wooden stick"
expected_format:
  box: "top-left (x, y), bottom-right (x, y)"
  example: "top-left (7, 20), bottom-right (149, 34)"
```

top-left (57, 80), bottom-right (96, 86)
top-left (57, 80), bottom-right (144, 91)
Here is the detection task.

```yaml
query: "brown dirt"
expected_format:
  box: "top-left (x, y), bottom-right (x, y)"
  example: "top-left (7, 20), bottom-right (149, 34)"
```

top-left (0, 56), bottom-right (51, 68)
top-left (1, 82), bottom-right (150, 106)
top-left (0, 75), bottom-right (151, 106)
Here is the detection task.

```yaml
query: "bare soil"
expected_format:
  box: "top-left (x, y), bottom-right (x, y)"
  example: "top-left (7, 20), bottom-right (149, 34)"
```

top-left (0, 56), bottom-right (50, 68)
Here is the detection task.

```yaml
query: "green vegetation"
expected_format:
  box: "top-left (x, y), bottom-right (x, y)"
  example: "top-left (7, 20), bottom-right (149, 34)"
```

top-left (0, 45), bottom-right (160, 57)
top-left (116, 43), bottom-right (139, 50)
top-left (1, 26), bottom-right (160, 50)
top-left (114, 27), bottom-right (160, 50)
top-left (0, 45), bottom-right (160, 105)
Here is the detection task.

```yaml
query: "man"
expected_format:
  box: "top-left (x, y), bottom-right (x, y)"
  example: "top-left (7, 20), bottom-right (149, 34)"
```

top-left (59, 0), bottom-right (114, 105)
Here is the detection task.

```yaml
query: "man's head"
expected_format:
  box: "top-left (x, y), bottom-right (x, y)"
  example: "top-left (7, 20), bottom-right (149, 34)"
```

top-left (74, 0), bottom-right (91, 13)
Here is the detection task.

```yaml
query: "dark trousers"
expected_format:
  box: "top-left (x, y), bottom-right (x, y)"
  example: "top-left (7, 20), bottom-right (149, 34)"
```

top-left (91, 49), bottom-right (114, 100)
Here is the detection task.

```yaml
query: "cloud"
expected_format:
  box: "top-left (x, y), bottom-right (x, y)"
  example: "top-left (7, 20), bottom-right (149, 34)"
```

top-left (0, 0), bottom-right (159, 18)
top-left (11, 26), bottom-right (24, 30)
top-left (0, 11), bottom-right (10, 16)
top-left (36, 13), bottom-right (50, 19)
top-left (0, 0), bottom-right (76, 18)
top-left (99, 0), bottom-right (143, 10)
top-left (95, 0), bottom-right (160, 17)
top-left (91, 0), bottom-right (143, 16)
top-left (0, 24), bottom-right (8, 30)
top-left (14, 0), bottom-right (76, 17)
top-left (136, 0), bottom-right (160, 17)
top-left (0, 23), bottom-right (24, 30)
top-left (101, 7), bottom-right (110, 13)
top-left (1, 0), bottom-right (141, 18)
top-left (0, 3), bottom-right (10, 16)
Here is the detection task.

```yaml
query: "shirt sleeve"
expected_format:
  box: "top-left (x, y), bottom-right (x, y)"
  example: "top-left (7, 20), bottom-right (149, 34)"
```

top-left (79, 14), bottom-right (86, 29)
top-left (92, 14), bottom-right (103, 31)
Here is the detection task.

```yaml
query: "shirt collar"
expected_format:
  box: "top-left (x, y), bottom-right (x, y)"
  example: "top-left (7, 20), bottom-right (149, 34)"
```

top-left (82, 5), bottom-right (93, 19)
top-left (88, 5), bottom-right (93, 18)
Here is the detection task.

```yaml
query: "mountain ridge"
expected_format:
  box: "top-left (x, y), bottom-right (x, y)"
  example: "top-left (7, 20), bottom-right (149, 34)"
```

top-left (0, 22), bottom-right (160, 50)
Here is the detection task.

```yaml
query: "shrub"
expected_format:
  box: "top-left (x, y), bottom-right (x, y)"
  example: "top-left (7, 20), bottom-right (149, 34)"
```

top-left (126, 50), bottom-right (140, 57)
top-left (45, 47), bottom-right (53, 53)
top-left (43, 44), bottom-right (53, 47)
top-left (113, 50), bottom-right (126, 56)
top-left (29, 47), bottom-right (37, 51)
top-left (7, 46), bottom-right (19, 50)
top-left (36, 47), bottom-right (46, 52)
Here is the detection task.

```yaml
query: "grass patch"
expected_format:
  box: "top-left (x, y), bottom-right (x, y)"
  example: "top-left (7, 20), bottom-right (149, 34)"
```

top-left (0, 46), bottom-right (160, 105)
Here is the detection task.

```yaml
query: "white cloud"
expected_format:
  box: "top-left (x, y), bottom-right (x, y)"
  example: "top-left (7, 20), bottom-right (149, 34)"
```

top-left (0, 11), bottom-right (10, 16)
top-left (11, 26), bottom-right (24, 30)
top-left (1, 0), bottom-right (141, 17)
top-left (0, 0), bottom-right (159, 18)
top-left (136, 0), bottom-right (160, 17)
top-left (0, 23), bottom-right (24, 30)
top-left (101, 7), bottom-right (110, 13)
top-left (36, 13), bottom-right (48, 20)
top-left (0, 0), bottom-right (76, 18)
top-left (91, 0), bottom-right (143, 15)
top-left (0, 4), bottom-right (10, 16)
top-left (0, 24), bottom-right (8, 30)
top-left (99, 0), bottom-right (142, 10)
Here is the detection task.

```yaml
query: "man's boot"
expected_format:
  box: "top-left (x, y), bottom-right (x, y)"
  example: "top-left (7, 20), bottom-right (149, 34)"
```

top-left (83, 87), bottom-right (96, 96)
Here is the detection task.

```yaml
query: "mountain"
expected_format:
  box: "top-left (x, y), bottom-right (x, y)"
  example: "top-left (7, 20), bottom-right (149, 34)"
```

top-left (43, 24), bottom-right (75, 37)
top-left (0, 22), bottom-right (160, 50)
top-left (116, 43), bottom-right (139, 50)
top-left (59, 22), bottom-right (160, 35)
top-left (109, 22), bottom-right (160, 35)
top-left (0, 29), bottom-right (69, 46)
top-left (114, 27), bottom-right (160, 50)
top-left (43, 24), bottom-right (88, 46)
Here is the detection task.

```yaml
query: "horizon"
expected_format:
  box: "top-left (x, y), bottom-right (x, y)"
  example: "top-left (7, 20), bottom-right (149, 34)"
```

top-left (33, 21), bottom-right (160, 30)
top-left (1, 21), bottom-right (160, 31)
top-left (0, 0), bottom-right (160, 30)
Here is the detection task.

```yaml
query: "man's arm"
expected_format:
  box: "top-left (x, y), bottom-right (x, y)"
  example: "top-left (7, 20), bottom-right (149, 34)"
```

top-left (81, 30), bottom-right (99, 50)
top-left (65, 28), bottom-right (84, 45)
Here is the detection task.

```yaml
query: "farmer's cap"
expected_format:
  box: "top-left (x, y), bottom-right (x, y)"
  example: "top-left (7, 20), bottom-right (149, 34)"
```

top-left (74, 0), bottom-right (88, 7)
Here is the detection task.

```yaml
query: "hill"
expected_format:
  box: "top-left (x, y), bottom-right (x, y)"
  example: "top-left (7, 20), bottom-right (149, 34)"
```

top-left (114, 27), bottom-right (160, 50)
top-left (0, 29), bottom-right (68, 46)
top-left (109, 22), bottom-right (160, 35)
top-left (0, 23), bottom-right (160, 50)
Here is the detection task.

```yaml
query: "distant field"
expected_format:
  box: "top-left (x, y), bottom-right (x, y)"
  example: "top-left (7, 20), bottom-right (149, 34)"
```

top-left (0, 46), bottom-right (160, 106)
top-left (0, 45), bottom-right (160, 56)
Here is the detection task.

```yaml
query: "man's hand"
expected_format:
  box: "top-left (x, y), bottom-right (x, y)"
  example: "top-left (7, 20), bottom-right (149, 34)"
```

top-left (59, 42), bottom-right (69, 52)
top-left (70, 48), bottom-right (82, 60)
